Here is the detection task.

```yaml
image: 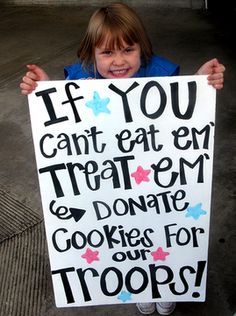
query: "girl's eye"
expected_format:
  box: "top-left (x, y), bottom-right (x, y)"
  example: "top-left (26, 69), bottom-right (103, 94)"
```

top-left (124, 47), bottom-right (134, 53)
top-left (102, 50), bottom-right (112, 56)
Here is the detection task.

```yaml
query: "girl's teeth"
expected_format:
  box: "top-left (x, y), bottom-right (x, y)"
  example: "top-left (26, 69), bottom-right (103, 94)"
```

top-left (113, 70), bottom-right (126, 74)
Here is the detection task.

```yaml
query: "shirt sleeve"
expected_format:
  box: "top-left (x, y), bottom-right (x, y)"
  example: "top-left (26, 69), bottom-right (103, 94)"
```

top-left (64, 63), bottom-right (94, 80)
top-left (146, 55), bottom-right (180, 77)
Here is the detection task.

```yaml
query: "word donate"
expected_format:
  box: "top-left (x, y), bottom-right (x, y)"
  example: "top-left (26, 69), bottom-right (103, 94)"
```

top-left (28, 76), bottom-right (216, 307)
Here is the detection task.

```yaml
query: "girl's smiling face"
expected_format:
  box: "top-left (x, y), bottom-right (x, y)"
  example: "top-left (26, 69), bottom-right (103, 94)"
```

top-left (94, 39), bottom-right (141, 79)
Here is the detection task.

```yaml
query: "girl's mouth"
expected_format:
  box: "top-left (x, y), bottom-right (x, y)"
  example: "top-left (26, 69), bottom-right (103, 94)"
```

top-left (109, 68), bottom-right (130, 77)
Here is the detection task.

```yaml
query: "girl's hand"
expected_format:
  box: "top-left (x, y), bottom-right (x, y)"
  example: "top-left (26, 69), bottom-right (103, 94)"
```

top-left (20, 64), bottom-right (49, 95)
top-left (196, 58), bottom-right (225, 90)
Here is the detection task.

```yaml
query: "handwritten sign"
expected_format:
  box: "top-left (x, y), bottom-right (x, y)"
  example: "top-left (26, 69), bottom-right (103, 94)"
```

top-left (28, 76), bottom-right (216, 307)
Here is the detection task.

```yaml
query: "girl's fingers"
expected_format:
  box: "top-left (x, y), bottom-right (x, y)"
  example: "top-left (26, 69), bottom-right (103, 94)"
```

top-left (207, 70), bottom-right (224, 89)
top-left (20, 64), bottom-right (47, 95)
top-left (215, 65), bottom-right (226, 74)
top-left (208, 72), bottom-right (224, 80)
top-left (207, 78), bottom-right (224, 89)
top-left (26, 71), bottom-right (39, 81)
top-left (208, 73), bottom-right (224, 83)
top-left (20, 79), bottom-right (38, 95)
top-left (214, 84), bottom-right (224, 90)
top-left (22, 76), bottom-right (38, 87)
top-left (21, 89), bottom-right (30, 95)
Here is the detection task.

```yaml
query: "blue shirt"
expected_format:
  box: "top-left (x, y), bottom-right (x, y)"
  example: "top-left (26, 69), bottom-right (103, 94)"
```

top-left (64, 55), bottom-right (179, 80)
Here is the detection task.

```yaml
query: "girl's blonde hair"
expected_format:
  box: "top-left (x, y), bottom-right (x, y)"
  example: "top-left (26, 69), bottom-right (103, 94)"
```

top-left (78, 2), bottom-right (153, 69)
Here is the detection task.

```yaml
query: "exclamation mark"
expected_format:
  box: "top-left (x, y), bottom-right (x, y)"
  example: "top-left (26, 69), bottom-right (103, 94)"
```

top-left (192, 261), bottom-right (206, 298)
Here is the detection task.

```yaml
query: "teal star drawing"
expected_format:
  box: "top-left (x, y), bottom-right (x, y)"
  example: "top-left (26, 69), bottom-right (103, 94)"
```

top-left (186, 203), bottom-right (207, 220)
top-left (86, 91), bottom-right (111, 116)
top-left (117, 290), bottom-right (132, 302)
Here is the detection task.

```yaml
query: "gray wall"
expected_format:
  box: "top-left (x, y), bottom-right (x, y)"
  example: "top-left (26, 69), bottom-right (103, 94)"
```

top-left (0, 0), bottom-right (204, 9)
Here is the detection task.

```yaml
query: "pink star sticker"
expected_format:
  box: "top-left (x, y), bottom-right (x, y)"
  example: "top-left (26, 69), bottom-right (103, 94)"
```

top-left (81, 248), bottom-right (100, 264)
top-left (131, 166), bottom-right (151, 184)
top-left (151, 247), bottom-right (170, 261)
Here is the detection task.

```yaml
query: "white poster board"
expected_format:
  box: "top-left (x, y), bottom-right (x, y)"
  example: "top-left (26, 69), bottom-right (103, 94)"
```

top-left (28, 75), bottom-right (216, 307)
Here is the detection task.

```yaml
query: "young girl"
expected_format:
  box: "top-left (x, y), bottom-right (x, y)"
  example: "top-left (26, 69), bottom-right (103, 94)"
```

top-left (20, 3), bottom-right (225, 315)
top-left (20, 3), bottom-right (224, 95)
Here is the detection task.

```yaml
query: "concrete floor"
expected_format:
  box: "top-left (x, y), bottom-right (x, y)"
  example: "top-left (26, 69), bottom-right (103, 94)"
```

top-left (0, 4), bottom-right (235, 316)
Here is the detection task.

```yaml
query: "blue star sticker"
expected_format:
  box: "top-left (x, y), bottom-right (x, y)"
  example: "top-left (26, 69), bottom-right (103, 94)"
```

top-left (117, 290), bottom-right (132, 302)
top-left (186, 203), bottom-right (207, 220)
top-left (86, 91), bottom-right (110, 116)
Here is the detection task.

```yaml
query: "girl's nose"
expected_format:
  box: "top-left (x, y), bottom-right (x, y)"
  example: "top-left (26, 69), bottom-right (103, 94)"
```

top-left (112, 53), bottom-right (125, 66)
